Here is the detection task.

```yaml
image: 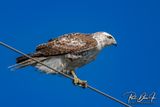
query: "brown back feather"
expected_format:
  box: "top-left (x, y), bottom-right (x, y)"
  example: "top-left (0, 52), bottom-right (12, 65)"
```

top-left (36, 33), bottom-right (97, 56)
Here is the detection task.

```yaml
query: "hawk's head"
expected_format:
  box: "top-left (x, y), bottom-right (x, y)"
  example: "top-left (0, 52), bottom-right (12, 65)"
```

top-left (93, 32), bottom-right (117, 49)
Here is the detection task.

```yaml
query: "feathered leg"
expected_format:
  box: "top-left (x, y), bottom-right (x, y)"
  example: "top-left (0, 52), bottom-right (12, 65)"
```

top-left (70, 70), bottom-right (87, 88)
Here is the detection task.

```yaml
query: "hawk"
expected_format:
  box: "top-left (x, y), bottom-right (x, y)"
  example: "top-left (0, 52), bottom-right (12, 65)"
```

top-left (11, 32), bottom-right (117, 87)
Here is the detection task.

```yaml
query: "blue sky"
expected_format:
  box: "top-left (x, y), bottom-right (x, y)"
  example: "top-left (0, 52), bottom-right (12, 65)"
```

top-left (0, 0), bottom-right (159, 107)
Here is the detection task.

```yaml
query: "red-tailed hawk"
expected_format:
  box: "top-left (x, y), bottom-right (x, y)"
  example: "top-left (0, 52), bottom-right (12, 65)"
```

top-left (10, 32), bottom-right (117, 87)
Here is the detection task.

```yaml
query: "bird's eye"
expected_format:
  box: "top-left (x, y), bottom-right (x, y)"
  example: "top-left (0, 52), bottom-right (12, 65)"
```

top-left (107, 36), bottom-right (112, 39)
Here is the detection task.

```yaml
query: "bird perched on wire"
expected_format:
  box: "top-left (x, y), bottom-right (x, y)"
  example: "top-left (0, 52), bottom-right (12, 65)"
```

top-left (10, 32), bottom-right (117, 88)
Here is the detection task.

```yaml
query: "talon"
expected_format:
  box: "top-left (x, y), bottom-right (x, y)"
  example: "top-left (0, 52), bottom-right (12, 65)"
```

top-left (73, 78), bottom-right (87, 88)
top-left (79, 80), bottom-right (88, 88)
top-left (71, 70), bottom-right (87, 88)
top-left (73, 77), bottom-right (79, 85)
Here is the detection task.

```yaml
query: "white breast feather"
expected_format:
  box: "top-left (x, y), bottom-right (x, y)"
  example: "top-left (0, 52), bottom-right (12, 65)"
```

top-left (35, 56), bottom-right (66, 73)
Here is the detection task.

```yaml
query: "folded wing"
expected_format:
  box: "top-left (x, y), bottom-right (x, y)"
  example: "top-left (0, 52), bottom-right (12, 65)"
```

top-left (36, 33), bottom-right (97, 56)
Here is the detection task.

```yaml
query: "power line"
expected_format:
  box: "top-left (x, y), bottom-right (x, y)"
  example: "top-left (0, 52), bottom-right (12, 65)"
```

top-left (0, 41), bottom-right (132, 107)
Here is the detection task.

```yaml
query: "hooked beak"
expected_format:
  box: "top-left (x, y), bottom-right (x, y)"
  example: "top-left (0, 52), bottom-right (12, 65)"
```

top-left (113, 41), bottom-right (117, 47)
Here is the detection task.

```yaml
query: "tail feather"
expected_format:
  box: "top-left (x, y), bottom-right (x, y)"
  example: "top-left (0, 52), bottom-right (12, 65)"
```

top-left (16, 53), bottom-right (34, 63)
top-left (9, 59), bottom-right (36, 70)
top-left (9, 53), bottom-right (47, 70)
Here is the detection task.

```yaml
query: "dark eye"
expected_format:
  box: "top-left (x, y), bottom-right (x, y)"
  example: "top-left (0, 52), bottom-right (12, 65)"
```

top-left (107, 36), bottom-right (112, 39)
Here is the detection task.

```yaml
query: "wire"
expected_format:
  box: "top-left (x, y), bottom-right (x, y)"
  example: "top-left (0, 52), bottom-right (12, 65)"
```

top-left (0, 41), bottom-right (132, 107)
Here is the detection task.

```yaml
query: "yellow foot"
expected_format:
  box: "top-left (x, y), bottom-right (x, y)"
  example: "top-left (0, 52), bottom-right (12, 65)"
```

top-left (73, 77), bottom-right (87, 88)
